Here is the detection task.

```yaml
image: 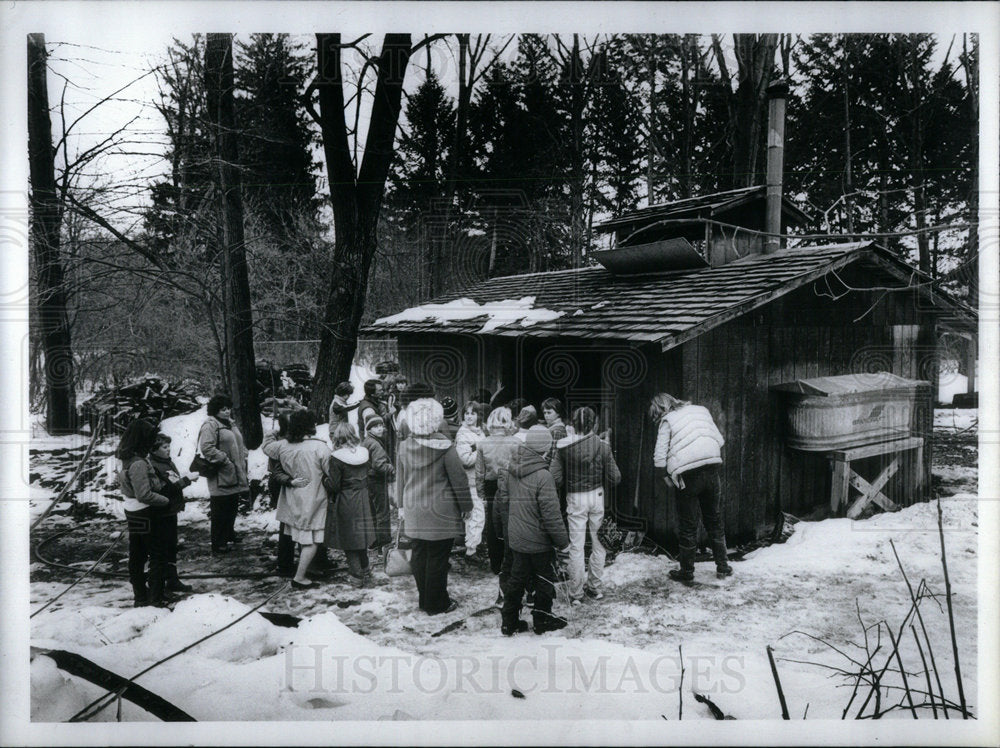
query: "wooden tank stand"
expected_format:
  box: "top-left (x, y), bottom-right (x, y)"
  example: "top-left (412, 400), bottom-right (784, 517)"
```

top-left (828, 436), bottom-right (924, 519)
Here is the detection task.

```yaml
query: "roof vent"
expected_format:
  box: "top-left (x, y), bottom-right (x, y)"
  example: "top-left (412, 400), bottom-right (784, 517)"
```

top-left (592, 237), bottom-right (709, 274)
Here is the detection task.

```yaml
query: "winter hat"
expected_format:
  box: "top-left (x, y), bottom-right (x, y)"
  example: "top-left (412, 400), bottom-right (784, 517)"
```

top-left (441, 396), bottom-right (459, 421)
top-left (516, 405), bottom-right (539, 430)
top-left (364, 413), bottom-right (385, 430)
top-left (524, 424), bottom-right (553, 455)
top-left (407, 398), bottom-right (443, 436)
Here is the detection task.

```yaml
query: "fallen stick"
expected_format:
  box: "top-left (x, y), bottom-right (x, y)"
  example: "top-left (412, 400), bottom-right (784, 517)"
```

top-left (766, 645), bottom-right (790, 720)
top-left (693, 692), bottom-right (733, 720)
top-left (678, 644), bottom-right (684, 721)
top-left (39, 649), bottom-right (195, 722)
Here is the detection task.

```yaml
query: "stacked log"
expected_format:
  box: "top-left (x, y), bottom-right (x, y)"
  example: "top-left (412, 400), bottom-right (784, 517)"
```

top-left (78, 377), bottom-right (202, 434)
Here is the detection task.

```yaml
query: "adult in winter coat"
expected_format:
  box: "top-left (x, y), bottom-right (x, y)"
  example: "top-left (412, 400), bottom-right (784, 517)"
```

top-left (550, 407), bottom-right (621, 603)
top-left (396, 398), bottom-right (473, 615)
top-left (327, 423), bottom-right (376, 586)
top-left (117, 418), bottom-right (172, 607)
top-left (361, 414), bottom-right (395, 551)
top-left (475, 406), bottom-right (519, 582)
top-left (540, 398), bottom-right (568, 443)
top-left (197, 395), bottom-right (250, 554)
top-left (500, 425), bottom-right (570, 635)
top-left (649, 392), bottom-right (732, 582)
top-left (455, 401), bottom-right (487, 556)
top-left (147, 432), bottom-right (195, 593)
top-left (356, 379), bottom-right (386, 439)
top-left (262, 410), bottom-right (332, 589)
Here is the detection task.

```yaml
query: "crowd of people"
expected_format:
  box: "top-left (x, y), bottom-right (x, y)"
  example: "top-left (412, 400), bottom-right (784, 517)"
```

top-left (116, 375), bottom-right (732, 636)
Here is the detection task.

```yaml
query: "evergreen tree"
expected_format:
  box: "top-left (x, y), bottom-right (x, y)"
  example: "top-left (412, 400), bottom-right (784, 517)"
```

top-left (235, 33), bottom-right (319, 236)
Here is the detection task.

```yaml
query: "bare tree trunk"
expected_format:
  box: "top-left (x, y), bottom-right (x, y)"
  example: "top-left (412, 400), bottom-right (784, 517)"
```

top-left (28, 33), bottom-right (77, 434)
top-left (309, 33), bottom-right (413, 419)
top-left (842, 39), bottom-right (855, 237)
top-left (646, 43), bottom-right (657, 204)
top-left (961, 34), bottom-right (979, 309)
top-left (680, 36), bottom-right (695, 198)
top-left (205, 33), bottom-right (261, 447)
top-left (729, 34), bottom-right (778, 188)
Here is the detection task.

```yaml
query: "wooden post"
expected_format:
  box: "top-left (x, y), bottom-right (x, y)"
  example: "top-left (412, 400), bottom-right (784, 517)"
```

top-left (831, 458), bottom-right (850, 513)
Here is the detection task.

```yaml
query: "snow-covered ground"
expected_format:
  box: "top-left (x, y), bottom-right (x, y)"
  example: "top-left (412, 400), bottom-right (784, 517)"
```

top-left (25, 408), bottom-right (982, 727)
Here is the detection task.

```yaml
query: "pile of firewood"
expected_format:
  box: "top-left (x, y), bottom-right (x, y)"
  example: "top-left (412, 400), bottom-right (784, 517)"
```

top-left (78, 377), bottom-right (202, 433)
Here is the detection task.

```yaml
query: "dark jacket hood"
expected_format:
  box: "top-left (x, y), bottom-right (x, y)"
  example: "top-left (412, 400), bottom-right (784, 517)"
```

top-left (509, 444), bottom-right (549, 479)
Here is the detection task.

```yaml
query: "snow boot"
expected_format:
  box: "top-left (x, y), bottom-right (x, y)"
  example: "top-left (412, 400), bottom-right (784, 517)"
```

top-left (716, 565), bottom-right (734, 579)
top-left (533, 614), bottom-right (567, 635)
top-left (669, 568), bottom-right (695, 583)
top-left (502, 620), bottom-right (529, 636)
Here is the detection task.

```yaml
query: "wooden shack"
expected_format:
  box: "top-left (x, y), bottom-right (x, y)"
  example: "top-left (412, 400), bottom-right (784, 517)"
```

top-left (363, 187), bottom-right (973, 550)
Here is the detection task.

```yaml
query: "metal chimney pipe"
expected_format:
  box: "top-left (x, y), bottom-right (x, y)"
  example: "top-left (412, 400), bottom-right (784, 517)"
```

top-left (764, 78), bottom-right (789, 254)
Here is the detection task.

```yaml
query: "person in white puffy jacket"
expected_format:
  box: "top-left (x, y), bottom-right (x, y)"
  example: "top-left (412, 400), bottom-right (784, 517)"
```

top-left (650, 393), bottom-right (733, 583)
top-left (454, 401), bottom-right (488, 556)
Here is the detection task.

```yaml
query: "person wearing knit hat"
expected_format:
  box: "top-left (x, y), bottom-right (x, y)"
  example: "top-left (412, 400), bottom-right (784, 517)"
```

top-left (361, 414), bottom-right (394, 550)
top-left (496, 424), bottom-right (569, 636)
top-left (439, 396), bottom-right (460, 441)
top-left (396, 397), bottom-right (473, 615)
top-left (441, 396), bottom-right (459, 421)
top-left (514, 405), bottom-right (539, 442)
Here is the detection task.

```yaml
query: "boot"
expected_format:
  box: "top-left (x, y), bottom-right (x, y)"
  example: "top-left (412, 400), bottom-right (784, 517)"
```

top-left (501, 619), bottom-right (529, 636)
top-left (712, 539), bottom-right (733, 578)
top-left (533, 613), bottom-right (567, 635)
top-left (671, 543), bottom-right (697, 583)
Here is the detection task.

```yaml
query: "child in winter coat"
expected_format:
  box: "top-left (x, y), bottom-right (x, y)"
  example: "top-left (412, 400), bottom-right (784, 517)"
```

top-left (540, 398), bottom-right (568, 442)
top-left (439, 396), bottom-right (461, 441)
top-left (513, 405), bottom-right (539, 443)
top-left (455, 401), bottom-right (487, 556)
top-left (266, 411), bottom-right (308, 577)
top-left (475, 406), bottom-right (519, 585)
top-left (328, 381), bottom-right (359, 441)
top-left (649, 392), bottom-right (731, 583)
top-left (499, 424), bottom-right (570, 636)
top-left (550, 407), bottom-right (621, 604)
top-left (327, 423), bottom-right (376, 586)
top-left (147, 433), bottom-right (195, 593)
top-left (362, 414), bottom-right (395, 551)
top-left (117, 419), bottom-right (171, 607)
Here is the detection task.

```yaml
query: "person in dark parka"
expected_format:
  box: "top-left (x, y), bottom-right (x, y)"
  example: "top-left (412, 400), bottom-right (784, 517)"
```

top-left (500, 425), bottom-right (570, 636)
top-left (326, 422), bottom-right (376, 586)
top-left (362, 413), bottom-right (395, 551)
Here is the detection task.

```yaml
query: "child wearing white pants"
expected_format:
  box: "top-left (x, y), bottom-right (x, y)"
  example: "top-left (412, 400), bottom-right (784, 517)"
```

top-left (550, 405), bottom-right (622, 603)
top-left (455, 401), bottom-right (488, 555)
top-left (566, 486), bottom-right (607, 599)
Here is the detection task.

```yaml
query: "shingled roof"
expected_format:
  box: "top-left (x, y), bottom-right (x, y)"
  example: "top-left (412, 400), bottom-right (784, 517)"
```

top-left (364, 242), bottom-right (967, 351)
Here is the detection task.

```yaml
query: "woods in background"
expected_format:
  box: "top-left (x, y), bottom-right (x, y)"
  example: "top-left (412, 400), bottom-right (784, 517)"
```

top-left (29, 32), bottom-right (979, 434)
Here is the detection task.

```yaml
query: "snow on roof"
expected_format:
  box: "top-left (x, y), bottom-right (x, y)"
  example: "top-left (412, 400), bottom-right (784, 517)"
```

top-left (374, 296), bottom-right (565, 335)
